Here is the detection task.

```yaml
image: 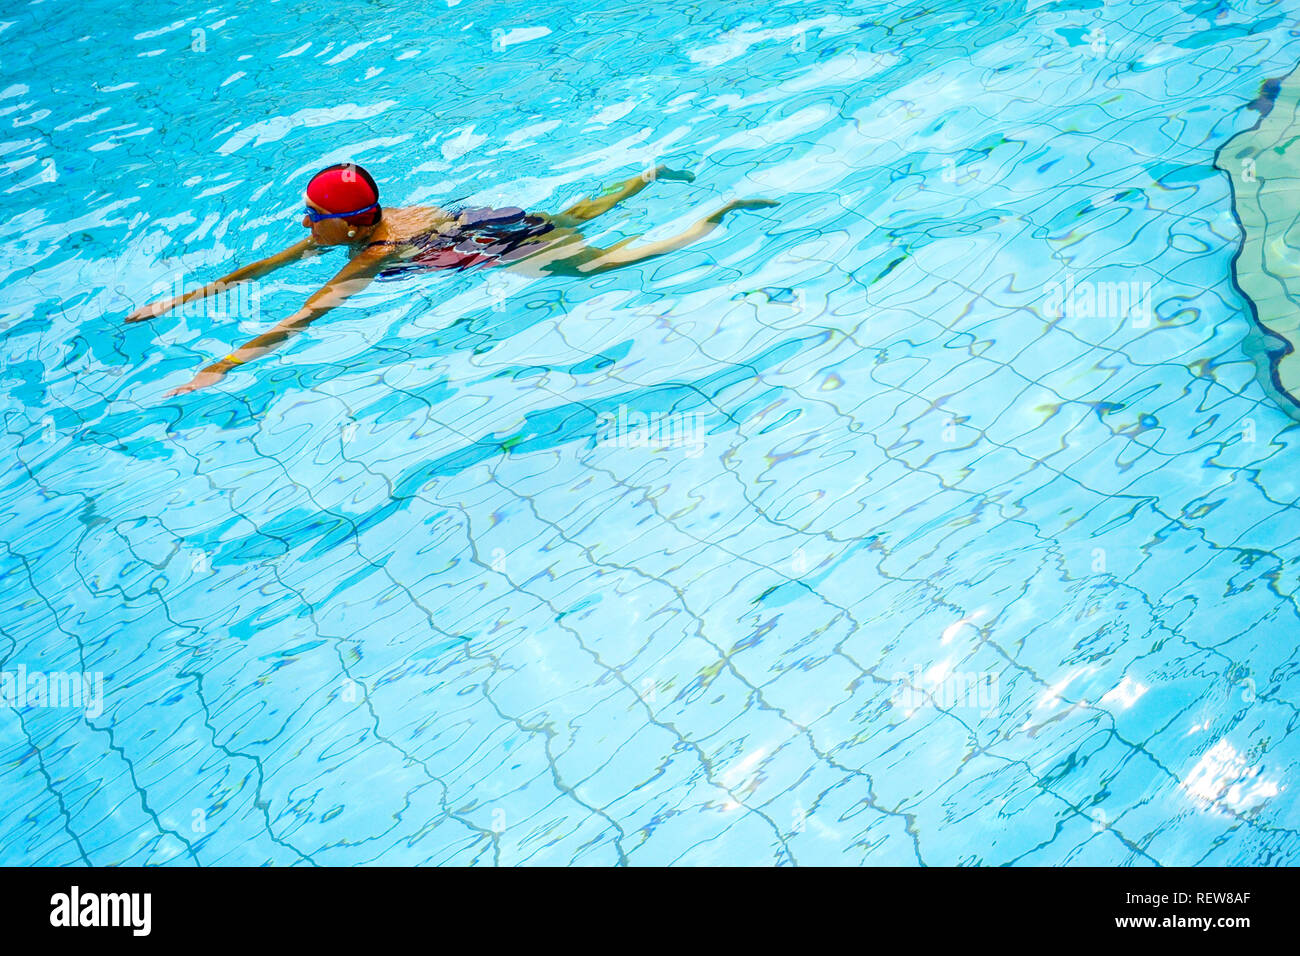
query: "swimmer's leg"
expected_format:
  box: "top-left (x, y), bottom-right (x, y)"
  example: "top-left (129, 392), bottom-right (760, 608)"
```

top-left (533, 199), bottom-right (777, 276)
top-left (549, 165), bottom-right (696, 228)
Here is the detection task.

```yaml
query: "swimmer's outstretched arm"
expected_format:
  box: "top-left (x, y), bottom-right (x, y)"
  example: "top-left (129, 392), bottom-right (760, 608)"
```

top-left (126, 239), bottom-right (317, 323)
top-left (163, 251), bottom-right (385, 397)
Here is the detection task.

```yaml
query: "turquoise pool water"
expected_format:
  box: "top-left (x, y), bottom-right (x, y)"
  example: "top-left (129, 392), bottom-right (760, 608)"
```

top-left (1, 0), bottom-right (1298, 865)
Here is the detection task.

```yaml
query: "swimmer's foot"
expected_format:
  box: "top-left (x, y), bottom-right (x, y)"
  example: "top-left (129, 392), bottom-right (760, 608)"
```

top-left (550, 198), bottom-right (782, 276)
top-left (650, 165), bottom-right (695, 184)
top-left (707, 198), bottom-right (780, 223)
top-left (556, 166), bottom-right (693, 226)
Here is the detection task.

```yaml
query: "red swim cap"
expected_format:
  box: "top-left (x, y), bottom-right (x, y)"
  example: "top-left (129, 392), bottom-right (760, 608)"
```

top-left (305, 163), bottom-right (380, 225)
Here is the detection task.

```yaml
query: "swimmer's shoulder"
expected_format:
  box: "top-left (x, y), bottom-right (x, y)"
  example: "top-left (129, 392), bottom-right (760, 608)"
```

top-left (384, 205), bottom-right (456, 237)
top-left (359, 206), bottom-right (456, 254)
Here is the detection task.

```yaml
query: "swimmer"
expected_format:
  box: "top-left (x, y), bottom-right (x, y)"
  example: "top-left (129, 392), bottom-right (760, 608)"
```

top-left (126, 162), bottom-right (777, 396)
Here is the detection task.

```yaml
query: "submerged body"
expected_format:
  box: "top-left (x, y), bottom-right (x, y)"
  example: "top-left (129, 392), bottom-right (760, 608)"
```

top-left (368, 205), bottom-right (556, 278)
top-left (128, 163), bottom-right (775, 396)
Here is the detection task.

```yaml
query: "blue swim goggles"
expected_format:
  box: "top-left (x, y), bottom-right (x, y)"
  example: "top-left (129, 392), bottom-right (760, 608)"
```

top-left (303, 202), bottom-right (378, 223)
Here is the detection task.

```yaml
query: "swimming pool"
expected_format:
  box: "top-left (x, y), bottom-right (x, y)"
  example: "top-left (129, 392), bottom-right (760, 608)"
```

top-left (1, 0), bottom-right (1298, 865)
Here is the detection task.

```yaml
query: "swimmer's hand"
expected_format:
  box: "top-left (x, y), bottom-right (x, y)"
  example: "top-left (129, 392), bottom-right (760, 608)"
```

top-left (126, 297), bottom-right (178, 322)
top-left (165, 369), bottom-right (220, 395)
top-left (163, 367), bottom-right (227, 398)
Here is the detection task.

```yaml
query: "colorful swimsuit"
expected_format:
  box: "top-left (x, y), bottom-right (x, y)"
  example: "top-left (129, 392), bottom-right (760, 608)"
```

top-left (372, 207), bottom-right (555, 280)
